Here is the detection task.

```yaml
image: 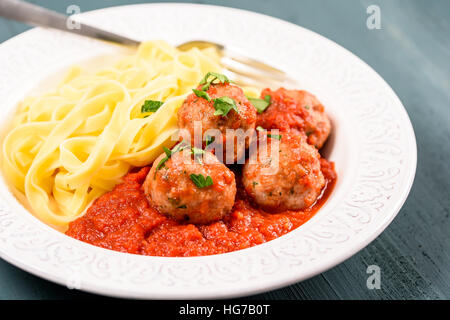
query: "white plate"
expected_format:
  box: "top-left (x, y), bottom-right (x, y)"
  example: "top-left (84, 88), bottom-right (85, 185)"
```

top-left (0, 3), bottom-right (416, 299)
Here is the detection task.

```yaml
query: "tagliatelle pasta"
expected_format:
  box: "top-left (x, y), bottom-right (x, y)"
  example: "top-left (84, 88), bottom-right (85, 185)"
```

top-left (2, 40), bottom-right (222, 229)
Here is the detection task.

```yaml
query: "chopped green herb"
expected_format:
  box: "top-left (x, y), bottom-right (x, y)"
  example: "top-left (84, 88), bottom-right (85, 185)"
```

top-left (163, 146), bottom-right (171, 157)
top-left (205, 135), bottom-right (215, 146)
top-left (190, 174), bottom-right (213, 189)
top-left (247, 95), bottom-right (271, 114)
top-left (213, 96), bottom-right (239, 116)
top-left (155, 156), bottom-right (169, 173)
top-left (191, 146), bottom-right (206, 164)
top-left (177, 204), bottom-right (187, 209)
top-left (161, 173), bottom-right (169, 180)
top-left (252, 181), bottom-right (259, 187)
top-left (191, 147), bottom-right (205, 156)
top-left (257, 126), bottom-right (281, 140)
top-left (192, 89), bottom-right (211, 102)
top-left (305, 130), bottom-right (313, 137)
top-left (199, 72), bottom-right (231, 91)
top-left (171, 141), bottom-right (190, 154)
top-left (141, 100), bottom-right (164, 113)
top-left (304, 105), bottom-right (310, 110)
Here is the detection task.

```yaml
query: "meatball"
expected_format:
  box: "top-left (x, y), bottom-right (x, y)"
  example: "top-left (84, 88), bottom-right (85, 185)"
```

top-left (178, 82), bottom-right (257, 162)
top-left (257, 88), bottom-right (331, 149)
top-left (242, 129), bottom-right (325, 212)
top-left (143, 145), bottom-right (236, 224)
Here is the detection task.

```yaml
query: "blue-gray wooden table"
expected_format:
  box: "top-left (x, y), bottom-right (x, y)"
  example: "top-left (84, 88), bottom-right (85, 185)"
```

top-left (0, 0), bottom-right (449, 300)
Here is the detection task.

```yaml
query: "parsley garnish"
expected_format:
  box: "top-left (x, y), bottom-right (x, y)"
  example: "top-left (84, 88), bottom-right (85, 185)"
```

top-left (199, 72), bottom-right (231, 91)
top-left (213, 96), bottom-right (239, 116)
top-left (141, 100), bottom-right (164, 113)
top-left (163, 146), bottom-right (171, 157)
top-left (168, 198), bottom-right (187, 209)
top-left (190, 174), bottom-right (213, 189)
top-left (192, 89), bottom-right (211, 102)
top-left (304, 105), bottom-right (310, 110)
top-left (155, 144), bottom-right (210, 178)
top-left (172, 142), bottom-right (190, 153)
top-left (247, 95), bottom-right (271, 114)
top-left (194, 72), bottom-right (238, 117)
top-left (268, 133), bottom-right (282, 140)
top-left (154, 142), bottom-right (190, 177)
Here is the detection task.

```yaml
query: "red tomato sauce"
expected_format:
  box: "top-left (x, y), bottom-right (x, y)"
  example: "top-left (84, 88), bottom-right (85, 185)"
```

top-left (66, 160), bottom-right (336, 257)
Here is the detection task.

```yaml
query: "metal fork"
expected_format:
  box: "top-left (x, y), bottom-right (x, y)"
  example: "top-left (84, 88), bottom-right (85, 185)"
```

top-left (0, 0), bottom-right (296, 88)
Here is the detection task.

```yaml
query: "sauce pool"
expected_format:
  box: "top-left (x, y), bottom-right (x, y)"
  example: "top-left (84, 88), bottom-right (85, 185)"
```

top-left (66, 159), bottom-right (336, 257)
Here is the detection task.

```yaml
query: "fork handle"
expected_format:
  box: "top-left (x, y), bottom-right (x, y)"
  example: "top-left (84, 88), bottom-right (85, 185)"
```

top-left (0, 0), bottom-right (139, 46)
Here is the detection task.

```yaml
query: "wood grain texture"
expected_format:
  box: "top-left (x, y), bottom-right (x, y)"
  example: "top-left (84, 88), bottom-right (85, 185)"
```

top-left (0, 0), bottom-right (448, 300)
